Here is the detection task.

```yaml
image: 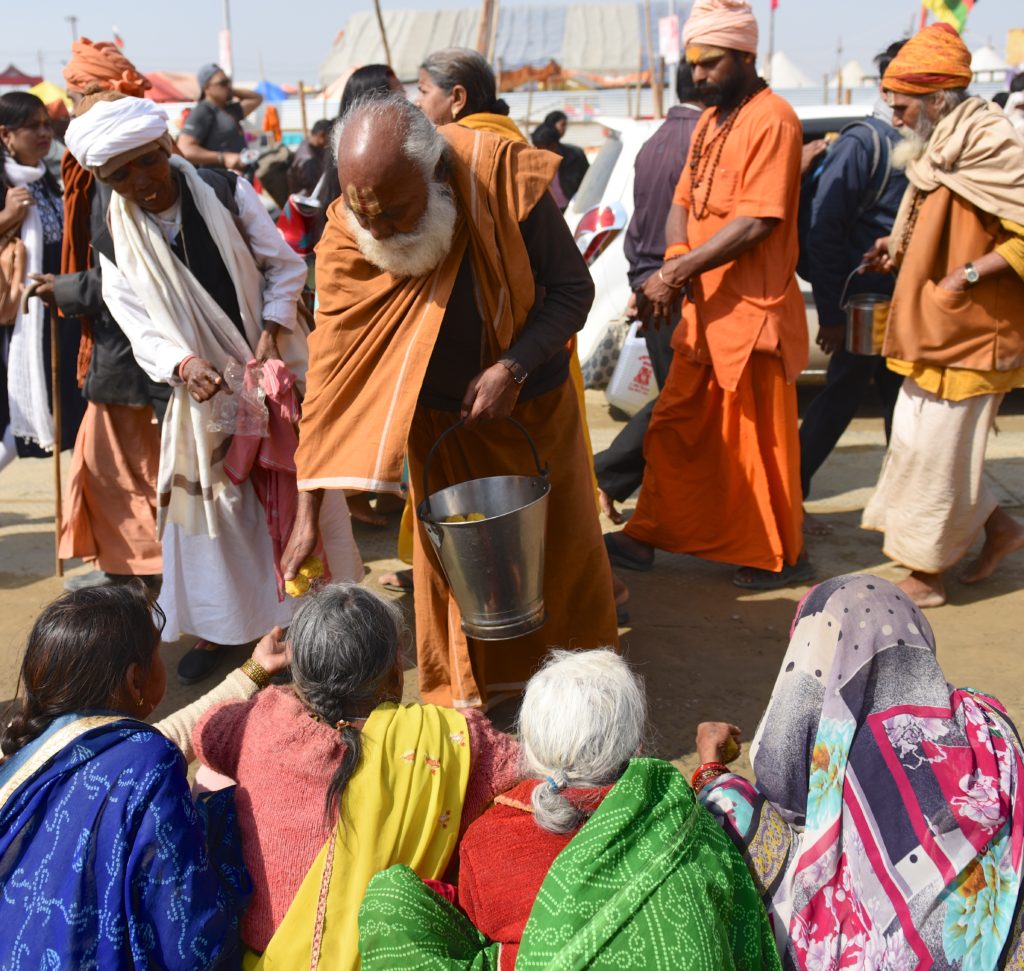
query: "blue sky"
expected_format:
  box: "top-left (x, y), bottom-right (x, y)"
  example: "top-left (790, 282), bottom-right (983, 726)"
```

top-left (3, 1), bottom-right (1019, 87)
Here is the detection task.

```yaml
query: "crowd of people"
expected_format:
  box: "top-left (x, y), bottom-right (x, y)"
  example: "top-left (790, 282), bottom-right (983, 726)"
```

top-left (2, 0), bottom-right (1024, 965)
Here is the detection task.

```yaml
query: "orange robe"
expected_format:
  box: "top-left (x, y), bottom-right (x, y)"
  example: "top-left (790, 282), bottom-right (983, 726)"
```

top-left (298, 125), bottom-right (618, 708)
top-left (625, 89), bottom-right (807, 572)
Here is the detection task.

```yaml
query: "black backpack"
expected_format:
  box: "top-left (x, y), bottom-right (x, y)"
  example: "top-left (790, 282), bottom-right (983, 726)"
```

top-left (796, 119), bottom-right (894, 281)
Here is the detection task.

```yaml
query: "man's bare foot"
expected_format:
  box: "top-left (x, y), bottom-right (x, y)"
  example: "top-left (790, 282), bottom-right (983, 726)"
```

top-left (379, 569), bottom-right (414, 592)
top-left (897, 570), bottom-right (946, 608)
top-left (803, 510), bottom-right (834, 536)
top-left (599, 489), bottom-right (624, 525)
top-left (961, 507), bottom-right (1024, 584)
top-left (348, 493), bottom-right (388, 527)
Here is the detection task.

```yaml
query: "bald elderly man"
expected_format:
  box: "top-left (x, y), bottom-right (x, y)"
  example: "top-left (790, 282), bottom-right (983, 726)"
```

top-left (283, 96), bottom-right (618, 709)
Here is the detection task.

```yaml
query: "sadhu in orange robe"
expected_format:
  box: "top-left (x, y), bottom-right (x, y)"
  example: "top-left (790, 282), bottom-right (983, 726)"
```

top-left (625, 88), bottom-right (807, 572)
top-left (296, 124), bottom-right (618, 708)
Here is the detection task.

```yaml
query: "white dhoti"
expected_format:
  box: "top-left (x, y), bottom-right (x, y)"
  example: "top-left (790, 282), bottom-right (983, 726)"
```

top-left (862, 378), bottom-right (1000, 574)
top-left (159, 482), bottom-right (363, 644)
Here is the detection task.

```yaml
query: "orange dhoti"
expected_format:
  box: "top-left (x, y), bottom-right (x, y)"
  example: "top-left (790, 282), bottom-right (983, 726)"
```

top-left (409, 380), bottom-right (618, 709)
top-left (59, 401), bottom-right (162, 575)
top-left (625, 352), bottom-right (802, 572)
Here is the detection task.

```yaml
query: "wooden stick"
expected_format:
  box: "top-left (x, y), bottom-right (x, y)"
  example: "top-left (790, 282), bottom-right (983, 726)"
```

top-left (298, 79), bottom-right (309, 139)
top-left (50, 308), bottom-right (63, 577)
top-left (374, 0), bottom-right (394, 67)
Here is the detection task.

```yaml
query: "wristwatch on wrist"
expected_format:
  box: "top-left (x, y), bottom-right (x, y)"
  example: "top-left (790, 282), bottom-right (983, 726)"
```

top-left (963, 262), bottom-right (980, 287)
top-left (498, 357), bottom-right (528, 385)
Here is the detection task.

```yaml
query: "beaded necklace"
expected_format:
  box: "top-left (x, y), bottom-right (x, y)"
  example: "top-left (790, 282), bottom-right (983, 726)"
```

top-left (688, 79), bottom-right (768, 221)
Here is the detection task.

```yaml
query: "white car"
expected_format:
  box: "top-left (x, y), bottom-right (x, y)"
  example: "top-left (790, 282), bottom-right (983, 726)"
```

top-left (569, 105), bottom-right (873, 393)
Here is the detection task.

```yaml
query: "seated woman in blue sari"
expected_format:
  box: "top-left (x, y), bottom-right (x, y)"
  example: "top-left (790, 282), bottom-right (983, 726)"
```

top-left (0, 583), bottom-right (287, 969)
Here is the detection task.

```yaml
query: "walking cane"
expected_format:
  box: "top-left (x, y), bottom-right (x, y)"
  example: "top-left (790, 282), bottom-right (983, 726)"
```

top-left (51, 305), bottom-right (63, 578)
top-left (23, 282), bottom-right (63, 577)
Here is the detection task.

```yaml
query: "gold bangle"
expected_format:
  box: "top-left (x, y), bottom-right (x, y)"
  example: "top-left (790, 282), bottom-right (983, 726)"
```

top-left (240, 657), bottom-right (271, 690)
top-left (658, 268), bottom-right (680, 290)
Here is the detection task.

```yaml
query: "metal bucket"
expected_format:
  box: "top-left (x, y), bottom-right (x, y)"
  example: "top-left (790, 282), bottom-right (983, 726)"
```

top-left (840, 264), bottom-right (890, 356)
top-left (417, 419), bottom-right (550, 641)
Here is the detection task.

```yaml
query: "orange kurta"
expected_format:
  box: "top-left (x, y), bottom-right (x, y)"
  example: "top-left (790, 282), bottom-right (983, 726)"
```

top-left (625, 88), bottom-right (806, 570)
top-left (298, 125), bottom-right (617, 707)
top-left (59, 402), bottom-right (162, 574)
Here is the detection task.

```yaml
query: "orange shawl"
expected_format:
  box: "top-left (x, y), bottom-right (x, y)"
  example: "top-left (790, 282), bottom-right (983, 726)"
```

top-left (296, 124), bottom-right (558, 492)
top-left (61, 150), bottom-right (97, 386)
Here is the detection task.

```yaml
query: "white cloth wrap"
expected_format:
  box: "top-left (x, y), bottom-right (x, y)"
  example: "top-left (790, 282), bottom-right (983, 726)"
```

top-left (862, 378), bottom-right (1000, 574)
top-left (4, 158), bottom-right (52, 449)
top-left (65, 98), bottom-right (170, 172)
top-left (105, 154), bottom-right (307, 538)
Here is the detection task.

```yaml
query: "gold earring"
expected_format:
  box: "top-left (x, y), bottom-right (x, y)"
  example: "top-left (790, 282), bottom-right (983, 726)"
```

top-left (137, 695), bottom-right (145, 708)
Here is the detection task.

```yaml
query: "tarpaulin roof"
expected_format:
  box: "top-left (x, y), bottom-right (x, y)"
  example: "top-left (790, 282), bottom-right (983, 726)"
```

top-left (28, 80), bottom-right (72, 108)
top-left (144, 72), bottom-right (197, 103)
top-left (319, 2), bottom-right (679, 87)
top-left (0, 64), bottom-right (43, 86)
top-left (255, 79), bottom-right (288, 103)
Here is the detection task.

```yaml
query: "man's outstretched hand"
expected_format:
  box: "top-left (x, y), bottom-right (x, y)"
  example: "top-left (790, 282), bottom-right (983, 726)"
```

top-left (282, 490), bottom-right (323, 580)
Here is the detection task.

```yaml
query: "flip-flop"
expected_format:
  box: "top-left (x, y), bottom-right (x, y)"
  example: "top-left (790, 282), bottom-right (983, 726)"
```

top-left (379, 569), bottom-right (414, 593)
top-left (733, 559), bottom-right (815, 591)
top-left (604, 532), bottom-right (654, 572)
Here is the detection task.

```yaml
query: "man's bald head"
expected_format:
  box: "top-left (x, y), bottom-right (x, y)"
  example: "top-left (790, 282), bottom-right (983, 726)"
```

top-left (333, 95), bottom-right (447, 239)
top-left (333, 94), bottom-right (458, 277)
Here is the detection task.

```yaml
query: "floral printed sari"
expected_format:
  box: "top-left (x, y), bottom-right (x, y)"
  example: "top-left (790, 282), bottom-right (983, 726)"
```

top-left (699, 574), bottom-right (1024, 970)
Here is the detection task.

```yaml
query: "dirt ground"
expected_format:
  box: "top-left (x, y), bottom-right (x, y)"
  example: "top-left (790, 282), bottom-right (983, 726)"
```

top-left (3, 389), bottom-right (1024, 782)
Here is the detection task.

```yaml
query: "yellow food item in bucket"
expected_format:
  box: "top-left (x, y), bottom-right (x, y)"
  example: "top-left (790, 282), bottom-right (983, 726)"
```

top-left (441, 512), bottom-right (486, 524)
top-left (721, 736), bottom-right (741, 764)
top-left (285, 555), bottom-right (324, 598)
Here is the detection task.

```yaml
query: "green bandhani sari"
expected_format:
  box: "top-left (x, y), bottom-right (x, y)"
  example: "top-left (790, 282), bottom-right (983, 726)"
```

top-left (359, 758), bottom-right (780, 970)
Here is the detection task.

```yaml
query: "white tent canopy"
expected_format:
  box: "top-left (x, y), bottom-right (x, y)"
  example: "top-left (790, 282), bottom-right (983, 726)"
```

top-left (766, 50), bottom-right (815, 89)
top-left (972, 44), bottom-right (1008, 81)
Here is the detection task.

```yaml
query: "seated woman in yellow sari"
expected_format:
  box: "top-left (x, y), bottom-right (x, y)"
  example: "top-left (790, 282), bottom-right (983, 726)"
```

top-left (191, 583), bottom-right (520, 968)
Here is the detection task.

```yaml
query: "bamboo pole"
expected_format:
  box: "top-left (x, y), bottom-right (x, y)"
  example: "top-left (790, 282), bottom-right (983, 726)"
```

top-left (50, 310), bottom-right (63, 577)
top-left (298, 79), bottom-right (308, 139)
top-left (475, 0), bottom-right (494, 55)
top-left (641, 0), bottom-right (658, 118)
top-left (374, 0), bottom-right (394, 67)
top-left (487, 0), bottom-right (501, 64)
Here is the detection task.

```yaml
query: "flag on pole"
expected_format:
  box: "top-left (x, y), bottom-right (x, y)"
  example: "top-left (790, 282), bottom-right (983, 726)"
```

top-left (921, 0), bottom-right (976, 34)
top-left (771, 0), bottom-right (779, 10)
top-left (112, 26), bottom-right (125, 48)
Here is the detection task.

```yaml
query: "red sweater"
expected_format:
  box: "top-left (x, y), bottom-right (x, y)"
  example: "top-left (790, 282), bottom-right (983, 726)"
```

top-left (193, 687), bottom-right (520, 952)
top-left (457, 780), bottom-right (611, 970)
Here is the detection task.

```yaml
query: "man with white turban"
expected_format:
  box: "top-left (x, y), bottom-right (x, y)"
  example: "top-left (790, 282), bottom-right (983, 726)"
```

top-left (604, 0), bottom-right (810, 592)
top-left (65, 95), bottom-right (362, 683)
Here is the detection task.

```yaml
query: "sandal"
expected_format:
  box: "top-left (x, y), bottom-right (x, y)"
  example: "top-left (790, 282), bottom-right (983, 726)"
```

top-left (733, 559), bottom-right (814, 591)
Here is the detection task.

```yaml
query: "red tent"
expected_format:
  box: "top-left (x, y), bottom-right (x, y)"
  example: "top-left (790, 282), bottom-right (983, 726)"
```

top-left (0, 64), bottom-right (43, 87)
top-left (144, 72), bottom-right (198, 103)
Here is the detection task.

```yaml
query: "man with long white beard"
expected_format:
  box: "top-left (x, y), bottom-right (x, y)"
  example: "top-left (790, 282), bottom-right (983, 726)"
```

top-left (283, 95), bottom-right (618, 709)
top-left (860, 23), bottom-right (1024, 607)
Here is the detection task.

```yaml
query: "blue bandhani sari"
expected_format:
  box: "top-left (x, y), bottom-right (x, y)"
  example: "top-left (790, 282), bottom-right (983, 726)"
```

top-left (0, 713), bottom-right (251, 970)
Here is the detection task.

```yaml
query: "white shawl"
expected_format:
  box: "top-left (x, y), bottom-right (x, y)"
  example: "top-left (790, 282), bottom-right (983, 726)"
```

top-left (106, 155), bottom-right (305, 538)
top-left (4, 158), bottom-right (52, 450)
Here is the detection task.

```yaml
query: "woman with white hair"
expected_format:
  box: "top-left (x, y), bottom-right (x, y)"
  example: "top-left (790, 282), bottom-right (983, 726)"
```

top-left (359, 649), bottom-right (781, 970)
top-left (63, 92), bottom-right (362, 685)
top-left (191, 582), bottom-right (520, 969)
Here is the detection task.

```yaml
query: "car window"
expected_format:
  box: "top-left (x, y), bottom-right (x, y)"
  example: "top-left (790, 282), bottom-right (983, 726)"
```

top-left (568, 134), bottom-right (623, 216)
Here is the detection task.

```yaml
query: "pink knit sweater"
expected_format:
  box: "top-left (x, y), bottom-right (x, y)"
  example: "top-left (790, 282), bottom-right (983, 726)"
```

top-left (192, 687), bottom-right (520, 953)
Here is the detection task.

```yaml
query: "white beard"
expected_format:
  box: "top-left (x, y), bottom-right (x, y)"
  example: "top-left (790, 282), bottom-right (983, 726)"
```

top-left (346, 181), bottom-right (458, 278)
top-left (891, 131), bottom-right (926, 170)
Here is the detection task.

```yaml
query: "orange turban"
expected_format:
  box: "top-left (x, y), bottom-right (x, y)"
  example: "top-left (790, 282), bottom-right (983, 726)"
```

top-left (683, 0), bottom-right (758, 57)
top-left (882, 23), bottom-right (972, 95)
top-left (62, 37), bottom-right (151, 98)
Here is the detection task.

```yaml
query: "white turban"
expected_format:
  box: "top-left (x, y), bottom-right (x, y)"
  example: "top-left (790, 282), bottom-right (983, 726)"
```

top-left (683, 0), bottom-right (759, 56)
top-left (65, 97), bottom-right (172, 179)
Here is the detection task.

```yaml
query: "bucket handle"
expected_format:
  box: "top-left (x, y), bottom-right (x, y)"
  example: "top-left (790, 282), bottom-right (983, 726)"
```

top-left (419, 417), bottom-right (549, 522)
top-left (838, 262), bottom-right (872, 312)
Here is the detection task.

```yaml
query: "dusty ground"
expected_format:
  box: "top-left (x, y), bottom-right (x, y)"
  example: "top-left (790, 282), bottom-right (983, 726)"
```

top-left (3, 389), bottom-right (1024, 782)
